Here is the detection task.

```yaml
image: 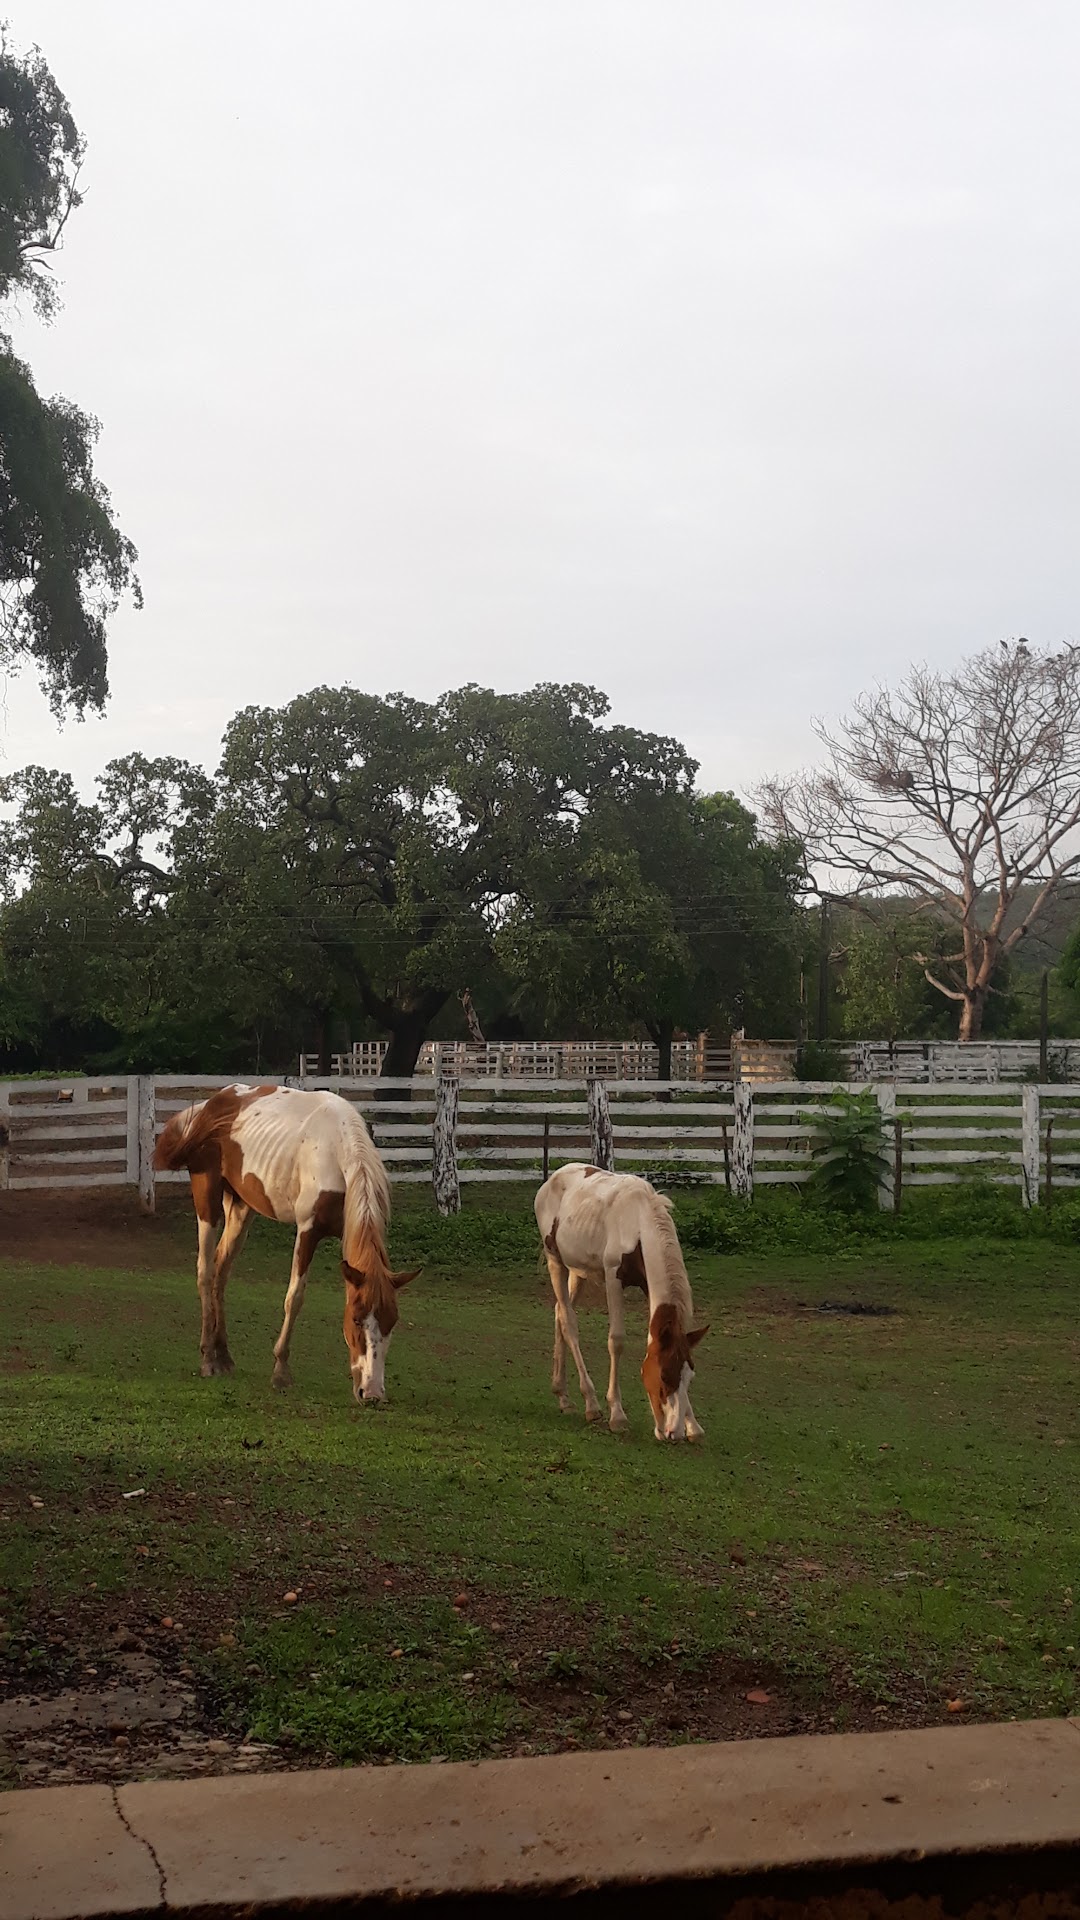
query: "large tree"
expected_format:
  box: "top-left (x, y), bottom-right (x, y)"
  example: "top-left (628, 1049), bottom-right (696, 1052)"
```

top-left (0, 33), bottom-right (139, 713)
top-left (498, 789), bottom-right (802, 1072)
top-left (759, 641), bottom-right (1080, 1041)
top-left (0, 756), bottom-right (226, 1069)
top-left (209, 682), bottom-right (697, 1078)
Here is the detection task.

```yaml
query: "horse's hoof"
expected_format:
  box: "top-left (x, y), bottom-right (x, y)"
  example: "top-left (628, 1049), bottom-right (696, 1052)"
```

top-left (585, 1406), bottom-right (603, 1424)
top-left (271, 1368), bottom-right (291, 1391)
top-left (217, 1352), bottom-right (235, 1375)
top-left (609, 1411), bottom-right (630, 1433)
top-left (201, 1357), bottom-right (228, 1378)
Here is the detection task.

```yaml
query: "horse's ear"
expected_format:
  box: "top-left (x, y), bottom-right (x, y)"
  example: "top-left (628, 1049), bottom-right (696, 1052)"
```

top-left (342, 1261), bottom-right (364, 1288)
top-left (687, 1324), bottom-right (709, 1348)
top-left (392, 1268), bottom-right (421, 1291)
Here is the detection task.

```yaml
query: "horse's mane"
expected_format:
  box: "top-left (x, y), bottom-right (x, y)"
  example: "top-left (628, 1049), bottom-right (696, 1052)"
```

top-left (644, 1188), bottom-right (694, 1325)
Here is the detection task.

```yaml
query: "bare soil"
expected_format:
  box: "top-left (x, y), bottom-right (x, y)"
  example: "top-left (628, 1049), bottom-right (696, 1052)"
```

top-left (0, 1188), bottom-right (194, 1271)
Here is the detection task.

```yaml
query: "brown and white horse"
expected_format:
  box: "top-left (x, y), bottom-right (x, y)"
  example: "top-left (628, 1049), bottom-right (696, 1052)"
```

top-left (534, 1163), bottom-right (707, 1441)
top-left (154, 1084), bottom-right (418, 1401)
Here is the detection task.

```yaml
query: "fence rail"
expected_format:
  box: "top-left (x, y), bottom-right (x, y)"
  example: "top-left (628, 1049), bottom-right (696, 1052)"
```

top-left (1, 1072), bottom-right (1079, 1216)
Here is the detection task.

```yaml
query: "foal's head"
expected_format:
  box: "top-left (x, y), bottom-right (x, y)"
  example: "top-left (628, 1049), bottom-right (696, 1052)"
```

top-left (342, 1262), bottom-right (419, 1403)
top-left (641, 1305), bottom-right (708, 1442)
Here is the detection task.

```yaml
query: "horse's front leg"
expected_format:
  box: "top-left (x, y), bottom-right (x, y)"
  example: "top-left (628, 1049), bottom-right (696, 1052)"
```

top-left (272, 1224), bottom-right (316, 1389)
top-left (604, 1265), bottom-right (629, 1432)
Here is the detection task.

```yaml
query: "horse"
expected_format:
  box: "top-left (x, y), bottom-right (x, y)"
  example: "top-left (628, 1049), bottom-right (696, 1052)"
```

top-left (153, 1083), bottom-right (418, 1401)
top-left (534, 1163), bottom-right (707, 1441)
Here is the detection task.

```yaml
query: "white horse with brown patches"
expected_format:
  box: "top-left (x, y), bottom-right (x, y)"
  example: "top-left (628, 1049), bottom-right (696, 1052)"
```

top-left (154, 1084), bottom-right (418, 1401)
top-left (535, 1163), bottom-right (707, 1442)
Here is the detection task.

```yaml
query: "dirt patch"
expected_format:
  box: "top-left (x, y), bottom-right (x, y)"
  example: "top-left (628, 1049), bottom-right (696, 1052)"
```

top-left (0, 1188), bottom-right (193, 1272)
top-left (0, 1613), bottom-right (286, 1790)
top-left (0, 1527), bottom-right (957, 1792)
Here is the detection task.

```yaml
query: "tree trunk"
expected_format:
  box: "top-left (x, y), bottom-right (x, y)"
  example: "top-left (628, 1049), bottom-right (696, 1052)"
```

top-left (315, 1010), bottom-right (332, 1077)
top-left (959, 993), bottom-right (986, 1042)
top-left (646, 1019), bottom-right (675, 1102)
top-left (376, 1014), bottom-right (430, 1099)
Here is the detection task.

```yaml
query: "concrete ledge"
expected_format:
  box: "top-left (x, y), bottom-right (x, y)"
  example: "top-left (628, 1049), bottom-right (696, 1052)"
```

top-left (4, 1718), bottom-right (1080, 1918)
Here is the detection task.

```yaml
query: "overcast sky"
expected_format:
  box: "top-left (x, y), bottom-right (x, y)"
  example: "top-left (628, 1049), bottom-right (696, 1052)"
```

top-left (7, 1), bottom-right (1080, 800)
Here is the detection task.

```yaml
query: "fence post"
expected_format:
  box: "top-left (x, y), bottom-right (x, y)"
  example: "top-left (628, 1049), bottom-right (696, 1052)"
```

top-left (432, 1071), bottom-right (460, 1216)
top-left (875, 1084), bottom-right (896, 1209)
top-left (588, 1077), bottom-right (614, 1171)
top-left (732, 1081), bottom-right (754, 1199)
top-left (1021, 1083), bottom-right (1040, 1207)
top-left (0, 1082), bottom-right (10, 1190)
top-left (137, 1075), bottom-right (156, 1215)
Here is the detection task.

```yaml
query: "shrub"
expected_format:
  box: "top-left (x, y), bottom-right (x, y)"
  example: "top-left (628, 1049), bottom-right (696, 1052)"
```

top-left (805, 1090), bottom-right (890, 1213)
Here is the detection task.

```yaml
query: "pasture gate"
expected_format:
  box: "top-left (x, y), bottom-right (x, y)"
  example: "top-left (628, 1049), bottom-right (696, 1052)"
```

top-left (0, 1073), bottom-right (1077, 1214)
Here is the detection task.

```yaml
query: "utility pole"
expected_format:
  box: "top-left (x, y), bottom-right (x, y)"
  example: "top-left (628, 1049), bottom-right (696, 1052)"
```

top-left (817, 898), bottom-right (830, 1043)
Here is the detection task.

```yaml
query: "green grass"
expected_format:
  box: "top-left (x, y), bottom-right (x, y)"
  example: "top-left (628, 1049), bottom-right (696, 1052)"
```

top-left (3, 1196), bottom-right (1080, 1766)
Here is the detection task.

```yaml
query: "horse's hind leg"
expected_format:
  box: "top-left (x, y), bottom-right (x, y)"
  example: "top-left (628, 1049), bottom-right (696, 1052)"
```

top-left (209, 1193), bottom-right (252, 1374)
top-left (272, 1223), bottom-right (318, 1390)
top-left (191, 1172), bottom-right (225, 1377)
top-left (546, 1256), bottom-right (601, 1422)
top-left (551, 1303), bottom-right (570, 1413)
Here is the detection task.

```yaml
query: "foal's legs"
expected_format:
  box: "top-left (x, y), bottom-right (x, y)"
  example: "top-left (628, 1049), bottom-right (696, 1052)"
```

top-left (271, 1223), bottom-right (320, 1389)
top-left (546, 1256), bottom-right (601, 1422)
top-left (208, 1192), bottom-right (252, 1374)
top-left (603, 1264), bottom-right (629, 1432)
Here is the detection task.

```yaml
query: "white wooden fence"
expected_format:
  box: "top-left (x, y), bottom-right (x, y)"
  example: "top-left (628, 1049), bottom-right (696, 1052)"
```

top-left (299, 1036), bottom-right (1080, 1085)
top-left (3, 1073), bottom-right (1080, 1216)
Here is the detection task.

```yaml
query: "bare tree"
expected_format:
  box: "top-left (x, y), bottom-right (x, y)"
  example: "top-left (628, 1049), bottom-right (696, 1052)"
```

top-left (758, 642), bottom-right (1080, 1040)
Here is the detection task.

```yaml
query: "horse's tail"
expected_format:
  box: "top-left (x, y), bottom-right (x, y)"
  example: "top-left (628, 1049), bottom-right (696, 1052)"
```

top-left (152, 1100), bottom-right (209, 1171)
top-left (340, 1112), bottom-right (394, 1283)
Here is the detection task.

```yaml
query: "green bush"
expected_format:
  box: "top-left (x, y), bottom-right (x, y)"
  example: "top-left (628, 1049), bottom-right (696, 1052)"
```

top-left (805, 1090), bottom-right (890, 1213)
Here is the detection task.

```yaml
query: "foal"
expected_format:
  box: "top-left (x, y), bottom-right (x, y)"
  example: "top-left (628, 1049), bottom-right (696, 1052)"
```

top-left (154, 1084), bottom-right (418, 1401)
top-left (534, 1163), bottom-right (707, 1441)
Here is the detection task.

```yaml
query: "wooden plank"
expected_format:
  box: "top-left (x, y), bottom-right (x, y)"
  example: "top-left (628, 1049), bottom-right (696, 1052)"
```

top-left (899, 1144), bottom-right (1014, 1159)
top-left (9, 1172), bottom-right (129, 1190)
top-left (12, 1123), bottom-right (128, 1142)
top-left (11, 1149), bottom-right (129, 1166)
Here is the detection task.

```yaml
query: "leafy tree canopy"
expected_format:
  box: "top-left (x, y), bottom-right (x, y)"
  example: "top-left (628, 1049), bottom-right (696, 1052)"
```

top-left (0, 29), bottom-right (139, 713)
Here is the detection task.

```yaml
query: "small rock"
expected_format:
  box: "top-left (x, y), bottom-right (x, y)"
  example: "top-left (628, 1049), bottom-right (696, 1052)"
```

top-left (218, 1633), bottom-right (238, 1648)
top-left (617, 1710), bottom-right (633, 1723)
top-left (206, 1739), bottom-right (230, 1754)
top-left (283, 1591), bottom-right (299, 1606)
top-left (160, 1617), bottom-right (174, 1630)
top-left (113, 1734), bottom-right (130, 1748)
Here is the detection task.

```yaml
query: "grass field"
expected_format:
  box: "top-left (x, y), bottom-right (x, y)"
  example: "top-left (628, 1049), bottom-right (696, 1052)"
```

top-left (2, 1186), bottom-right (1079, 1786)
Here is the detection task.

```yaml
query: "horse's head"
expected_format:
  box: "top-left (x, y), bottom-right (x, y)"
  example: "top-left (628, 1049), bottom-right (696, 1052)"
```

top-left (641, 1305), bottom-right (708, 1442)
top-left (341, 1262), bottom-right (420, 1403)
